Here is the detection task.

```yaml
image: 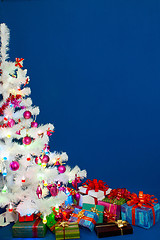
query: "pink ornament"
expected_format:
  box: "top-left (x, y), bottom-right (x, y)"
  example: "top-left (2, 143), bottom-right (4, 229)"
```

top-left (35, 157), bottom-right (41, 164)
top-left (31, 121), bottom-right (38, 128)
top-left (58, 165), bottom-right (66, 173)
top-left (50, 185), bottom-right (58, 196)
top-left (16, 130), bottom-right (21, 135)
top-left (9, 161), bottom-right (19, 171)
top-left (74, 193), bottom-right (80, 201)
top-left (41, 155), bottom-right (50, 164)
top-left (7, 119), bottom-right (15, 128)
top-left (36, 185), bottom-right (42, 199)
top-left (59, 186), bottom-right (65, 192)
top-left (23, 111), bottom-right (32, 119)
top-left (23, 136), bottom-right (32, 145)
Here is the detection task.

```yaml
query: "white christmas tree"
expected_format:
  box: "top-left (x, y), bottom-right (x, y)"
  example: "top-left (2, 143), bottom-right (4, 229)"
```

top-left (0, 23), bottom-right (86, 226)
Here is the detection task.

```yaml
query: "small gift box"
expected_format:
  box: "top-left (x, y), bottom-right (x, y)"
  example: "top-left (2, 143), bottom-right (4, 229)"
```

top-left (19, 213), bottom-right (34, 222)
top-left (69, 208), bottom-right (98, 231)
top-left (121, 191), bottom-right (160, 229)
top-left (55, 221), bottom-right (80, 240)
top-left (12, 218), bottom-right (47, 238)
top-left (41, 212), bottom-right (57, 233)
top-left (82, 203), bottom-right (104, 223)
top-left (79, 179), bottom-right (111, 200)
top-left (95, 220), bottom-right (133, 238)
top-left (98, 199), bottom-right (121, 221)
top-left (80, 194), bottom-right (105, 206)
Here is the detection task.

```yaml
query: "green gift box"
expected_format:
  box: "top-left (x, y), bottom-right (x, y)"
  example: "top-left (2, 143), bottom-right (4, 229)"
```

top-left (41, 212), bottom-right (57, 233)
top-left (12, 218), bottom-right (47, 238)
top-left (103, 197), bottom-right (126, 205)
top-left (82, 203), bottom-right (104, 223)
top-left (55, 222), bottom-right (80, 240)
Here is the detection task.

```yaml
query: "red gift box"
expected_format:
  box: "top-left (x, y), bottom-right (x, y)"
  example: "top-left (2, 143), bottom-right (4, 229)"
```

top-left (19, 213), bottom-right (34, 222)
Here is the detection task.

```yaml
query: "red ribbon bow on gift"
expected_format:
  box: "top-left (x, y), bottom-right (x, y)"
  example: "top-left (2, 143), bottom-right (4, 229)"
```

top-left (82, 179), bottom-right (109, 195)
top-left (15, 58), bottom-right (24, 68)
top-left (127, 191), bottom-right (158, 225)
top-left (103, 209), bottom-right (116, 222)
top-left (108, 188), bottom-right (131, 201)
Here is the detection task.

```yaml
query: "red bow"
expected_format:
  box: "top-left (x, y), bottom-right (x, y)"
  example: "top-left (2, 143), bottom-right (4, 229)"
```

top-left (82, 179), bottom-right (109, 195)
top-left (127, 191), bottom-right (158, 225)
top-left (103, 209), bottom-right (116, 222)
top-left (108, 188), bottom-right (131, 201)
top-left (15, 58), bottom-right (24, 68)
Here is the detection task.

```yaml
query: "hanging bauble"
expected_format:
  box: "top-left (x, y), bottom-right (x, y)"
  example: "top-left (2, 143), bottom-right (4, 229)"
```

top-left (74, 193), bottom-right (81, 201)
top-left (7, 119), bottom-right (15, 128)
top-left (41, 155), bottom-right (50, 164)
top-left (36, 185), bottom-right (42, 199)
top-left (23, 111), bottom-right (31, 119)
top-left (16, 130), bottom-right (21, 135)
top-left (31, 121), bottom-right (38, 128)
top-left (58, 165), bottom-right (66, 173)
top-left (23, 136), bottom-right (32, 145)
top-left (35, 157), bottom-right (41, 165)
top-left (59, 186), bottom-right (65, 192)
top-left (9, 161), bottom-right (19, 171)
top-left (55, 212), bottom-right (63, 222)
top-left (47, 145), bottom-right (50, 151)
top-left (55, 160), bottom-right (60, 166)
top-left (50, 185), bottom-right (58, 196)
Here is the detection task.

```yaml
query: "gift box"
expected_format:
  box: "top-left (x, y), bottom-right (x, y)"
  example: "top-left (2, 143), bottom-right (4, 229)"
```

top-left (98, 199), bottom-right (121, 221)
top-left (80, 194), bottom-right (105, 206)
top-left (82, 203), bottom-right (104, 223)
top-left (121, 191), bottom-right (160, 229)
top-left (19, 213), bottom-right (34, 222)
top-left (12, 218), bottom-right (47, 238)
top-left (95, 221), bottom-right (133, 238)
top-left (40, 212), bottom-right (57, 233)
top-left (55, 221), bottom-right (80, 240)
top-left (79, 179), bottom-right (111, 199)
top-left (69, 208), bottom-right (98, 231)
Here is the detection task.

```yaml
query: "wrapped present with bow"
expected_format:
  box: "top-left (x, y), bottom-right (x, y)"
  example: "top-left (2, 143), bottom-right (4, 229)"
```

top-left (19, 213), bottom-right (34, 222)
top-left (95, 220), bottom-right (133, 238)
top-left (40, 212), bottom-right (57, 233)
top-left (55, 221), bottom-right (80, 240)
top-left (69, 208), bottom-right (98, 231)
top-left (82, 203), bottom-right (104, 223)
top-left (121, 191), bottom-right (160, 229)
top-left (12, 217), bottom-right (47, 238)
top-left (79, 179), bottom-right (111, 204)
top-left (97, 188), bottom-right (131, 221)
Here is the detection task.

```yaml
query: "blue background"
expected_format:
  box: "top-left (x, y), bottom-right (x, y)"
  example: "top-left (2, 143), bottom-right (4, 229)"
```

top-left (0, 0), bottom-right (160, 239)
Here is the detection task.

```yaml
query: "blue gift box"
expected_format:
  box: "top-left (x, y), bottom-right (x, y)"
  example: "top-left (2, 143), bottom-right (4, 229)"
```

top-left (69, 208), bottom-right (98, 231)
top-left (121, 203), bottom-right (160, 229)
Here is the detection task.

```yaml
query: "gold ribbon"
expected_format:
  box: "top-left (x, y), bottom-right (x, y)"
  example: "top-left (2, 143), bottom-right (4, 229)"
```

top-left (58, 222), bottom-right (69, 228)
top-left (90, 206), bottom-right (103, 216)
top-left (77, 210), bottom-right (85, 219)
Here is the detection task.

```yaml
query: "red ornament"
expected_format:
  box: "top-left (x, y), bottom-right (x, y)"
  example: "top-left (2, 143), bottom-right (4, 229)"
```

top-left (55, 212), bottom-right (63, 222)
top-left (23, 136), bottom-right (32, 145)
top-left (31, 121), bottom-right (38, 128)
top-left (50, 185), bottom-right (58, 196)
top-left (27, 157), bottom-right (31, 161)
top-left (9, 161), bottom-right (19, 171)
top-left (58, 165), bottom-right (66, 173)
top-left (41, 155), bottom-right (50, 164)
top-left (23, 111), bottom-right (31, 119)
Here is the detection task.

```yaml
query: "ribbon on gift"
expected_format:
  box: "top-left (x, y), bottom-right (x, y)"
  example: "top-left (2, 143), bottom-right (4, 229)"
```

top-left (82, 179), bottom-right (109, 195)
top-left (107, 188), bottom-right (131, 201)
top-left (15, 58), bottom-right (24, 68)
top-left (103, 208), bottom-right (116, 222)
top-left (72, 210), bottom-right (96, 225)
top-left (127, 191), bottom-right (158, 226)
top-left (32, 218), bottom-right (41, 238)
top-left (90, 206), bottom-right (103, 216)
top-left (56, 222), bottom-right (76, 239)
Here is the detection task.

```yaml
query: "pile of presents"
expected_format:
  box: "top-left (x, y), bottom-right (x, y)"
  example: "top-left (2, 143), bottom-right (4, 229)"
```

top-left (12, 179), bottom-right (160, 238)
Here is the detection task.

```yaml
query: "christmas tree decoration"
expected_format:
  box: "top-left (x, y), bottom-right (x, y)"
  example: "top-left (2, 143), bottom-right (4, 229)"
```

top-left (36, 185), bottom-right (42, 199)
top-left (31, 121), bottom-right (38, 128)
top-left (8, 203), bottom-right (13, 213)
top-left (41, 155), bottom-right (50, 164)
top-left (58, 165), bottom-right (66, 173)
top-left (50, 185), bottom-right (58, 197)
top-left (42, 215), bottom-right (47, 224)
top-left (7, 119), bottom-right (15, 127)
top-left (23, 110), bottom-right (31, 119)
top-left (54, 212), bottom-right (63, 222)
top-left (9, 161), bottom-right (19, 171)
top-left (21, 177), bottom-right (25, 183)
top-left (22, 136), bottom-right (32, 145)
